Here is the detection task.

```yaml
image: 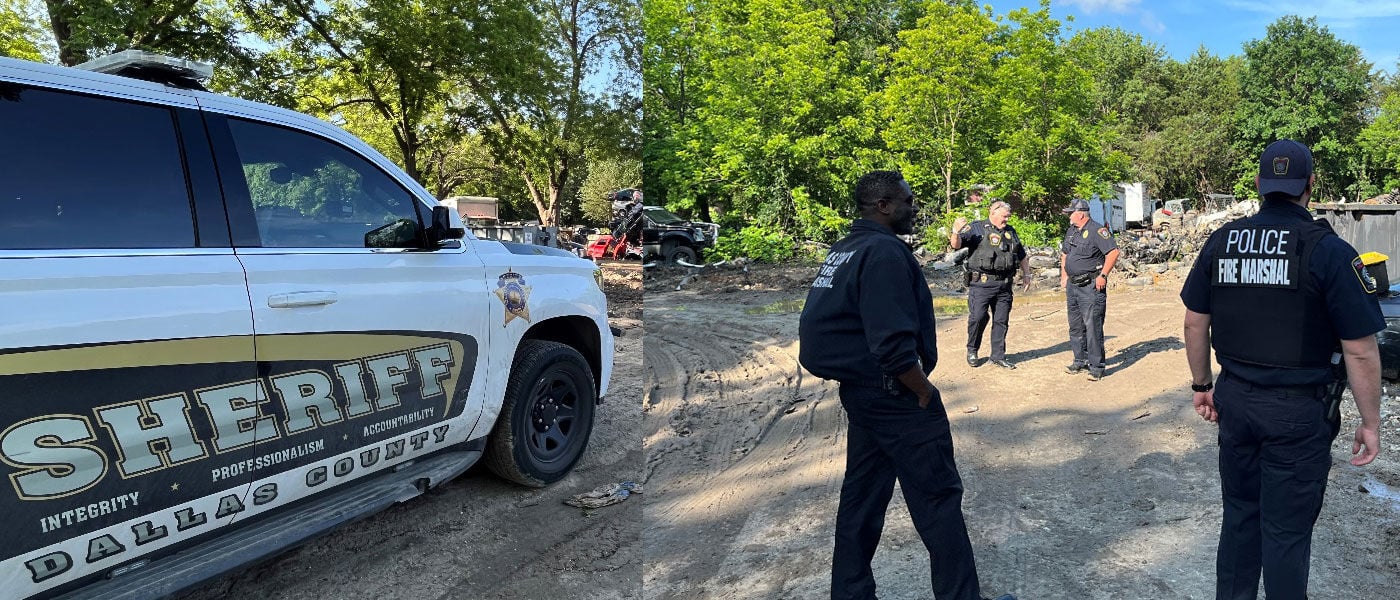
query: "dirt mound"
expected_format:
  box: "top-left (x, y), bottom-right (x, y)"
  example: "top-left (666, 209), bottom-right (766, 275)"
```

top-left (601, 260), bottom-right (643, 320)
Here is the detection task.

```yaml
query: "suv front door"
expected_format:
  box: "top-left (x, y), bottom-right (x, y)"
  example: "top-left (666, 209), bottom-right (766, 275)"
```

top-left (201, 109), bottom-right (491, 519)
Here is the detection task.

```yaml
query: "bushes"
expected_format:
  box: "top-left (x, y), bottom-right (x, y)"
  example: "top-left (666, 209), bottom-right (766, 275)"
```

top-left (920, 206), bottom-right (1063, 254)
top-left (708, 193), bottom-right (1069, 263)
top-left (706, 225), bottom-right (796, 263)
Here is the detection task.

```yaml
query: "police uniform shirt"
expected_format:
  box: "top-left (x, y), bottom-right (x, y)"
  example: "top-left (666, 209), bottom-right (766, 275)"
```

top-left (1061, 219), bottom-right (1117, 276)
top-left (798, 219), bottom-right (938, 386)
top-left (958, 220), bottom-right (1027, 273)
top-left (1180, 200), bottom-right (1384, 385)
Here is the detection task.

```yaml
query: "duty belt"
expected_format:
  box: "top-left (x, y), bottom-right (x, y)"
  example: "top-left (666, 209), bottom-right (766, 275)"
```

top-left (971, 271), bottom-right (1013, 283)
top-left (1221, 372), bottom-right (1329, 399)
top-left (1069, 265), bottom-right (1106, 287)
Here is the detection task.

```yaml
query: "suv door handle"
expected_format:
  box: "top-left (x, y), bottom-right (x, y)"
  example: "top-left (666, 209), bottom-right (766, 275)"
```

top-left (267, 291), bottom-right (338, 308)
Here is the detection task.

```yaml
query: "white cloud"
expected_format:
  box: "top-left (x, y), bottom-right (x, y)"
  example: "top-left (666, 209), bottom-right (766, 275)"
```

top-left (1058, 0), bottom-right (1141, 14)
top-left (1139, 11), bottom-right (1167, 34)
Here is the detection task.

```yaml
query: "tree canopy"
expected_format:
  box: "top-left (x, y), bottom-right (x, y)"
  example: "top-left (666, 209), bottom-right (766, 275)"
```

top-left (644, 2), bottom-right (1399, 259)
top-left (0, 0), bottom-right (640, 226)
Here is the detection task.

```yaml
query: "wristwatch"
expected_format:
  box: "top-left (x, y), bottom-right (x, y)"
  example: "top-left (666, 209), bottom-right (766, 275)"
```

top-left (1096, 273), bottom-right (1107, 280)
top-left (1191, 381), bottom-right (1213, 393)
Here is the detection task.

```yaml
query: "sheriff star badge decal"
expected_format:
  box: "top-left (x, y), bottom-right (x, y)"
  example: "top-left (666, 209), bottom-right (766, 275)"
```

top-left (495, 271), bottom-right (533, 325)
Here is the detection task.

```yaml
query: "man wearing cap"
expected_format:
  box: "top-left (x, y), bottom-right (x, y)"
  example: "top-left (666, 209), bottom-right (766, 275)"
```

top-left (951, 201), bottom-right (1031, 369)
top-left (1059, 198), bottom-right (1120, 380)
top-left (1181, 139), bottom-right (1383, 600)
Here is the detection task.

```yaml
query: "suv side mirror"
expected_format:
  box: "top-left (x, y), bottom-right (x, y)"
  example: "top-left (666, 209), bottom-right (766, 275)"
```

top-left (427, 205), bottom-right (466, 244)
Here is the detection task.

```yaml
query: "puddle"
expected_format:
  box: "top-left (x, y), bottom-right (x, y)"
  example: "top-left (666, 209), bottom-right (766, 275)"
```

top-left (1362, 475), bottom-right (1400, 513)
top-left (932, 295), bottom-right (968, 316)
top-left (744, 299), bottom-right (805, 315)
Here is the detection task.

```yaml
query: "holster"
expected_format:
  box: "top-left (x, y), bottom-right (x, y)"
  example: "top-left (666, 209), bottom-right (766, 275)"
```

top-left (1325, 352), bottom-right (1345, 439)
top-left (1070, 271), bottom-right (1096, 287)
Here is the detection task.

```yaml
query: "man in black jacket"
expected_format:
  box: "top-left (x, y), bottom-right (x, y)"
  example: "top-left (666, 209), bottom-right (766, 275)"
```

top-left (799, 171), bottom-right (1014, 600)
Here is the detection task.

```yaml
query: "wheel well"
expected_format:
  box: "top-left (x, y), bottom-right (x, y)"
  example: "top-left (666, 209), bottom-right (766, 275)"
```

top-left (522, 316), bottom-right (603, 393)
top-left (660, 232), bottom-right (696, 246)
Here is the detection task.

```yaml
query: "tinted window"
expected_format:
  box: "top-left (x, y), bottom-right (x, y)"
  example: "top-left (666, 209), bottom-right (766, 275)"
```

top-left (0, 83), bottom-right (195, 249)
top-left (225, 118), bottom-right (422, 248)
top-left (644, 208), bottom-right (685, 225)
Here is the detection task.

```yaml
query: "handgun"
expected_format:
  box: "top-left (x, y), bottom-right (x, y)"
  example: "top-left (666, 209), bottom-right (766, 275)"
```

top-left (1325, 351), bottom-right (1345, 432)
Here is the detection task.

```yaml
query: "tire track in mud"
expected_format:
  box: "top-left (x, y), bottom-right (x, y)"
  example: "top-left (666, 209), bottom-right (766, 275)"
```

top-left (643, 296), bottom-right (848, 598)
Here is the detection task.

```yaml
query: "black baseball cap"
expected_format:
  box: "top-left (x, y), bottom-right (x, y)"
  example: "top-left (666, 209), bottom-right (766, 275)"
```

top-left (1061, 198), bottom-right (1090, 213)
top-left (1257, 139), bottom-right (1313, 197)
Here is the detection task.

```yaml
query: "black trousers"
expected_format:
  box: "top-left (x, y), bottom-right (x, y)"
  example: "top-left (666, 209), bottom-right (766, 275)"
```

top-left (832, 385), bottom-right (981, 600)
top-left (1065, 281), bottom-right (1106, 372)
top-left (967, 280), bottom-right (1013, 360)
top-left (1214, 374), bottom-right (1338, 600)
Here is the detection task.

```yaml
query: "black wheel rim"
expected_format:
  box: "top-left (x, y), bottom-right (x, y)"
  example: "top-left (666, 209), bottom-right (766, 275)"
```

top-left (526, 372), bottom-right (582, 464)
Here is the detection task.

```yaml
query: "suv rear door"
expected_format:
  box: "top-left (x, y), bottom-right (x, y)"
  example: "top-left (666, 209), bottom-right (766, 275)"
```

top-left (198, 104), bottom-right (492, 520)
top-left (0, 76), bottom-right (257, 598)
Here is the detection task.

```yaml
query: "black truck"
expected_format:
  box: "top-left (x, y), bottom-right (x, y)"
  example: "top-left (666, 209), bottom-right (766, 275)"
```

top-left (642, 205), bottom-right (719, 264)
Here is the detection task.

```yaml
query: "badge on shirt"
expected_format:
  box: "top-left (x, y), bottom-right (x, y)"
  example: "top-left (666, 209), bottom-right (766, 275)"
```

top-left (1352, 256), bottom-right (1379, 294)
top-left (1097, 227), bottom-right (1110, 239)
top-left (988, 232), bottom-right (1002, 246)
top-left (1082, 230), bottom-right (1089, 239)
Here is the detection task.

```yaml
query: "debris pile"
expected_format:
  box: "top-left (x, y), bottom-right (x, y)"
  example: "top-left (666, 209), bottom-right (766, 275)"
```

top-left (1110, 199), bottom-right (1261, 282)
top-left (1364, 191), bottom-right (1400, 205)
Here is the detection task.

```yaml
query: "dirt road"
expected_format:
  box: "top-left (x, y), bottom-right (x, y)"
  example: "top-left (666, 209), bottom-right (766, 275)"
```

top-left (178, 262), bottom-right (644, 600)
top-left (643, 264), bottom-right (1400, 599)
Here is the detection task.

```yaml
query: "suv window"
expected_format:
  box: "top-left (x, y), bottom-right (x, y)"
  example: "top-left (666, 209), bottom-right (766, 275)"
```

top-left (0, 83), bottom-right (196, 249)
top-left (644, 208), bottom-right (686, 225)
top-left (225, 118), bottom-right (423, 248)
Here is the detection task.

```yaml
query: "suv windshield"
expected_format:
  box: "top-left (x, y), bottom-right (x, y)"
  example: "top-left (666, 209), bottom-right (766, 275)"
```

top-left (644, 208), bottom-right (686, 225)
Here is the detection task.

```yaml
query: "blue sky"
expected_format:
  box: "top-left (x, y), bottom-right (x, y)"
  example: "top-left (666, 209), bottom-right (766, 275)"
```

top-left (1041, 0), bottom-right (1400, 74)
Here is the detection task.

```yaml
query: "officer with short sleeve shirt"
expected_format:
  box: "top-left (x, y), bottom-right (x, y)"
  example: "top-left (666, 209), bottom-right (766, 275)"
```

top-left (1059, 199), bottom-right (1120, 380)
top-left (1180, 139), bottom-right (1383, 600)
top-left (798, 171), bottom-right (1015, 600)
top-left (950, 201), bottom-right (1031, 369)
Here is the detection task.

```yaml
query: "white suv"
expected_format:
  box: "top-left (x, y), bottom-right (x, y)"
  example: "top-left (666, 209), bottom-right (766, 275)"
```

top-left (0, 52), bottom-right (612, 600)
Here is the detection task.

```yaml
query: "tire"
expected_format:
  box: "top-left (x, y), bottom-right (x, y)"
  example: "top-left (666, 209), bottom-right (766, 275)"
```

top-left (663, 241), bottom-right (699, 265)
top-left (484, 339), bottom-right (597, 487)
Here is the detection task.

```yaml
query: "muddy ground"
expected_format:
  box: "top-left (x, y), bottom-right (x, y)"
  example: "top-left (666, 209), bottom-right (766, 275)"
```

top-left (178, 261), bottom-right (644, 600)
top-left (643, 262), bottom-right (1400, 599)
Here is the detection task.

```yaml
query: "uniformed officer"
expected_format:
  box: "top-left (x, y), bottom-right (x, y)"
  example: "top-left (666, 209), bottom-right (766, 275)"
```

top-left (798, 171), bottom-right (1014, 600)
top-left (1180, 139), bottom-right (1383, 600)
top-left (1059, 198), bottom-right (1120, 380)
top-left (950, 201), bottom-right (1031, 368)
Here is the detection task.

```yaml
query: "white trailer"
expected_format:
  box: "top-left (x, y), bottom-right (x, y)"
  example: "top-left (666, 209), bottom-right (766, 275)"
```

top-left (1084, 193), bottom-right (1126, 233)
top-left (1115, 182), bottom-right (1154, 228)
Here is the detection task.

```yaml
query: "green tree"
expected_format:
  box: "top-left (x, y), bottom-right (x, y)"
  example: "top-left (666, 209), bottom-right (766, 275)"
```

top-left (578, 151), bottom-right (641, 225)
top-left (1068, 27), bottom-right (1172, 137)
top-left (881, 1), bottom-right (998, 212)
top-left (983, 3), bottom-right (1128, 218)
top-left (642, 0), bottom-right (710, 217)
top-left (459, 0), bottom-right (638, 226)
top-left (238, 0), bottom-right (545, 190)
top-left (1068, 26), bottom-right (1177, 200)
top-left (680, 0), bottom-right (868, 223)
top-left (1134, 48), bottom-right (1244, 200)
top-left (0, 0), bottom-right (44, 61)
top-left (40, 0), bottom-right (246, 67)
top-left (1359, 69), bottom-right (1400, 193)
top-left (1233, 16), bottom-right (1372, 200)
